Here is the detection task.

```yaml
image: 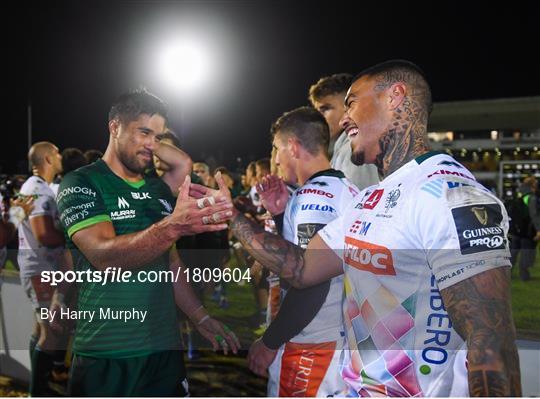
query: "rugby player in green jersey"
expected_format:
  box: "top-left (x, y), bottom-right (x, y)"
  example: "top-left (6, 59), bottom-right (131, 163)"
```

top-left (56, 89), bottom-right (239, 396)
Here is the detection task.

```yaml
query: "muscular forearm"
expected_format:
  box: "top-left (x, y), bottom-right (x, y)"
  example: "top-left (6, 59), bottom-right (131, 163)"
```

top-left (441, 268), bottom-right (522, 396)
top-left (169, 252), bottom-right (206, 322)
top-left (155, 142), bottom-right (193, 195)
top-left (230, 210), bottom-right (306, 288)
top-left (466, 332), bottom-right (521, 396)
top-left (77, 217), bottom-right (181, 271)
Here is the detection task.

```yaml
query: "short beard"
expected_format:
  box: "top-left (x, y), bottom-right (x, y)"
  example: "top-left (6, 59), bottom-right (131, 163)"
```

top-left (118, 149), bottom-right (149, 175)
top-left (351, 150), bottom-right (365, 166)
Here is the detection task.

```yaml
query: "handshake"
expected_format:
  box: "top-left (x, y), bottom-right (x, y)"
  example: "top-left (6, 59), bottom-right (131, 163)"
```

top-left (166, 171), bottom-right (238, 237)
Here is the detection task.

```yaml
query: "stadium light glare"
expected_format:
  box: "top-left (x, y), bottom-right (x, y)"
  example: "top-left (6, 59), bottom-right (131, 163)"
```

top-left (158, 39), bottom-right (211, 94)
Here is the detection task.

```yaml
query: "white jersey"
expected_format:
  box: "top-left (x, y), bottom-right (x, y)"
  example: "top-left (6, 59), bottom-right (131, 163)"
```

top-left (17, 176), bottom-right (63, 277)
top-left (319, 153), bottom-right (511, 397)
top-left (49, 182), bottom-right (60, 197)
top-left (282, 169), bottom-right (358, 343)
top-left (268, 169), bottom-right (358, 398)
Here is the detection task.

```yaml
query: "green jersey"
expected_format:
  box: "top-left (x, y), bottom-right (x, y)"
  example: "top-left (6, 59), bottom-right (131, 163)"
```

top-left (57, 159), bottom-right (180, 358)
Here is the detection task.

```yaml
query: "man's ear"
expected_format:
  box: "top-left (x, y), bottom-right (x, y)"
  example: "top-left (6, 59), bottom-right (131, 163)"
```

top-left (44, 153), bottom-right (52, 166)
top-left (287, 137), bottom-right (300, 159)
top-left (108, 119), bottom-right (120, 138)
top-left (387, 82), bottom-right (407, 110)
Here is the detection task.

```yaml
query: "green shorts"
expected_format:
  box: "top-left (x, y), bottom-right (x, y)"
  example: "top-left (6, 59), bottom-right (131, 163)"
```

top-left (68, 350), bottom-right (188, 397)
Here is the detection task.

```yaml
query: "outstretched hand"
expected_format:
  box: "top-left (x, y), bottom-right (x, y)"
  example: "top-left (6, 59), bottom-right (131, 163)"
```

top-left (169, 175), bottom-right (233, 236)
top-left (189, 171), bottom-right (232, 202)
top-left (256, 175), bottom-right (289, 215)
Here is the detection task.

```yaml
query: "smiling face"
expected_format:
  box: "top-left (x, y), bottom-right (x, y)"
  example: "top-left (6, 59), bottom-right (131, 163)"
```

top-left (112, 113), bottom-right (166, 174)
top-left (340, 76), bottom-right (389, 166)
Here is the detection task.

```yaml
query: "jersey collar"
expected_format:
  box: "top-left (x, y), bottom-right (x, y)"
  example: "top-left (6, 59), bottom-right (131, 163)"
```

top-left (414, 151), bottom-right (446, 165)
top-left (306, 168), bottom-right (345, 182)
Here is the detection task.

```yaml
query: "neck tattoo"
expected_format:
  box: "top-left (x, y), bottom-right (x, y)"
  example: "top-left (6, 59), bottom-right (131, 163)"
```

top-left (375, 96), bottom-right (430, 178)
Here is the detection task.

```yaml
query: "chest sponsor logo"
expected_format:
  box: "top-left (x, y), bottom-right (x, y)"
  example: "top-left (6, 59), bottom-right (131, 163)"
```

top-left (57, 186), bottom-right (97, 202)
top-left (296, 188), bottom-right (334, 198)
top-left (300, 203), bottom-right (335, 213)
top-left (297, 223), bottom-right (325, 249)
top-left (131, 192), bottom-right (151, 200)
top-left (427, 169), bottom-right (474, 181)
top-left (117, 197), bottom-right (130, 209)
top-left (159, 199), bottom-right (173, 214)
top-left (344, 236), bottom-right (395, 275)
top-left (111, 197), bottom-right (136, 220)
top-left (348, 220), bottom-right (371, 236)
top-left (110, 209), bottom-right (136, 220)
top-left (452, 203), bottom-right (505, 255)
top-left (356, 189), bottom-right (384, 210)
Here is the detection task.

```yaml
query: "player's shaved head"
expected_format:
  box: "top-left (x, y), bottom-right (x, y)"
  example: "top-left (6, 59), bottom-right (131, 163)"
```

top-left (28, 141), bottom-right (57, 168)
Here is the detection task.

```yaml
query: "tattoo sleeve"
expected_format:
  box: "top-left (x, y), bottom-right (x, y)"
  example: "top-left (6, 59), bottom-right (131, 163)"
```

top-left (230, 212), bottom-right (306, 287)
top-left (440, 267), bottom-right (522, 396)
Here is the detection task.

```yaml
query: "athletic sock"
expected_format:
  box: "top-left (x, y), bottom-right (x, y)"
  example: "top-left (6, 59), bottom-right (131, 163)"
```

top-left (29, 335), bottom-right (38, 362)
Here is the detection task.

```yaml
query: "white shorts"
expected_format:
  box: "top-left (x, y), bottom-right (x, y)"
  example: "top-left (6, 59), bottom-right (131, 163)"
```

top-left (268, 339), bottom-right (347, 397)
top-left (21, 275), bottom-right (54, 323)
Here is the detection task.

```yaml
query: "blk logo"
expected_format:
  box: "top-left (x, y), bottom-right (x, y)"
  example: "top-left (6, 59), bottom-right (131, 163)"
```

top-left (131, 192), bottom-right (151, 200)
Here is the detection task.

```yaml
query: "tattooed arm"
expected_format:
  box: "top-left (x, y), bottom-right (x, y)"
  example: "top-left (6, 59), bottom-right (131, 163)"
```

top-left (440, 267), bottom-right (521, 396)
top-left (230, 210), bottom-right (342, 288)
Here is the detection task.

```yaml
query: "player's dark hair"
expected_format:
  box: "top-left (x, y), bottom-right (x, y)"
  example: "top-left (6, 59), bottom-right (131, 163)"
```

top-left (271, 106), bottom-right (329, 157)
top-left (308, 73), bottom-right (353, 106)
top-left (108, 87), bottom-right (168, 125)
top-left (353, 59), bottom-right (432, 115)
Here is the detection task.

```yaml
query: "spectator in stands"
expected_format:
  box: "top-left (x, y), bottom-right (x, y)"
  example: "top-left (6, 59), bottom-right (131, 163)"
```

top-left (309, 73), bottom-right (379, 190)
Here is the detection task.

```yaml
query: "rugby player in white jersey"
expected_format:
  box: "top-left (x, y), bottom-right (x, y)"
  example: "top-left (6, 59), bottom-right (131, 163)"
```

top-left (226, 60), bottom-right (521, 396)
top-left (18, 142), bottom-right (66, 395)
top-left (192, 107), bottom-right (358, 396)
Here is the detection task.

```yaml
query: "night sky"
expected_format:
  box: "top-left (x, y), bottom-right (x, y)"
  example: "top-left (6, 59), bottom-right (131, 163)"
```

top-left (5, 1), bottom-right (539, 174)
